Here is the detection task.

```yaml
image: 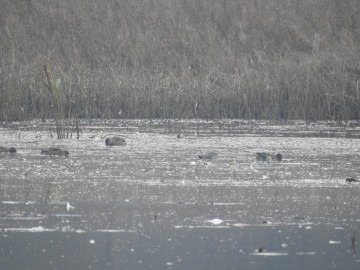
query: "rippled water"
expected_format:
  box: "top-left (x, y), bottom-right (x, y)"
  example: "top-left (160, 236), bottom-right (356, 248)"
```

top-left (0, 119), bottom-right (360, 269)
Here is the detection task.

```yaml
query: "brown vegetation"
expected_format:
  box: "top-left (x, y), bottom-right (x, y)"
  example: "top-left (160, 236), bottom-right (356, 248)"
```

top-left (1, 0), bottom-right (360, 120)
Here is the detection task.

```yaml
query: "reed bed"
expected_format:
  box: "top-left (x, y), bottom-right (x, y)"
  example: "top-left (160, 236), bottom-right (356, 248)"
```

top-left (0, 0), bottom-right (359, 121)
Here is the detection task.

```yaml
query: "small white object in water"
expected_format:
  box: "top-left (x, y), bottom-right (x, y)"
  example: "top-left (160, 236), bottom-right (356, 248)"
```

top-left (296, 252), bottom-right (316, 255)
top-left (281, 243), bottom-right (288, 248)
top-left (66, 202), bottom-right (75, 211)
top-left (89, 239), bottom-right (95, 244)
top-left (252, 252), bottom-right (288, 256)
top-left (208, 219), bottom-right (224, 225)
top-left (329, 240), bottom-right (341, 244)
top-left (190, 161), bottom-right (196, 165)
top-left (31, 226), bottom-right (45, 232)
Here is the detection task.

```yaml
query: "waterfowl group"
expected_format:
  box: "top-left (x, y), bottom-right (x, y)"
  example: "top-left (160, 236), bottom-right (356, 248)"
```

top-left (0, 135), bottom-right (127, 157)
top-left (0, 146), bottom-right (17, 153)
top-left (105, 136), bottom-right (126, 146)
top-left (256, 152), bottom-right (283, 163)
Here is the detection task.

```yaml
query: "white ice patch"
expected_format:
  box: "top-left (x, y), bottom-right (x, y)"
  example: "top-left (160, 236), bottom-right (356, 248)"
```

top-left (208, 218), bottom-right (224, 225)
top-left (296, 252), bottom-right (316, 255)
top-left (252, 252), bottom-right (288, 256)
top-left (329, 240), bottom-right (341, 244)
top-left (1, 226), bottom-right (55, 232)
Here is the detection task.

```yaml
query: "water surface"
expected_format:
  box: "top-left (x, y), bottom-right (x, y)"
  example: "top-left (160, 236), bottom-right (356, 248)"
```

top-left (0, 119), bottom-right (360, 269)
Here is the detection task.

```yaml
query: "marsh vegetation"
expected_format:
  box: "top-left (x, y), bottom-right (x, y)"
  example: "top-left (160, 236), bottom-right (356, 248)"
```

top-left (1, 0), bottom-right (360, 121)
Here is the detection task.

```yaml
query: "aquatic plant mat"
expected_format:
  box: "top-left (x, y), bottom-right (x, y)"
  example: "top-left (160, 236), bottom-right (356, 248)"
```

top-left (0, 119), bottom-right (360, 269)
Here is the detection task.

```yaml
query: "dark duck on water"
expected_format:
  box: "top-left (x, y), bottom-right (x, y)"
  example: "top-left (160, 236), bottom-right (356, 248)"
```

top-left (41, 148), bottom-right (70, 156)
top-left (0, 146), bottom-right (17, 153)
top-left (105, 136), bottom-right (126, 146)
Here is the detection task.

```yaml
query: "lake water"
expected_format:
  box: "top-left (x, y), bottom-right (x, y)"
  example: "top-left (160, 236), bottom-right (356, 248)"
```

top-left (0, 119), bottom-right (360, 269)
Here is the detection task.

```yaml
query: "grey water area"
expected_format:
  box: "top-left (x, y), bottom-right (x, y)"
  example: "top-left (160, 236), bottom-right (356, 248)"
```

top-left (1, 119), bottom-right (360, 270)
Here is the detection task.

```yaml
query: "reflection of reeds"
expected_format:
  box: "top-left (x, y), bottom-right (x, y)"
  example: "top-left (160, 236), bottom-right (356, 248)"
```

top-left (351, 231), bottom-right (356, 250)
top-left (40, 179), bottom-right (52, 215)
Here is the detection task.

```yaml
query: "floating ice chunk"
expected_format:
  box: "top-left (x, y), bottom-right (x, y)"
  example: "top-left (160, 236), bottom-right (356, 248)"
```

top-left (208, 218), bottom-right (224, 225)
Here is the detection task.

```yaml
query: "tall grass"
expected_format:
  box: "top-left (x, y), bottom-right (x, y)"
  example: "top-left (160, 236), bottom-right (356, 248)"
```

top-left (0, 0), bottom-right (359, 121)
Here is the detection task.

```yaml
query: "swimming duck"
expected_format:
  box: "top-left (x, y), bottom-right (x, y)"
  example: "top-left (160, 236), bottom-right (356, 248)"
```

top-left (198, 152), bottom-right (218, 160)
top-left (256, 152), bottom-right (270, 163)
top-left (346, 178), bottom-right (360, 183)
top-left (0, 146), bottom-right (17, 153)
top-left (275, 153), bottom-right (283, 162)
top-left (41, 148), bottom-right (69, 156)
top-left (105, 136), bottom-right (126, 146)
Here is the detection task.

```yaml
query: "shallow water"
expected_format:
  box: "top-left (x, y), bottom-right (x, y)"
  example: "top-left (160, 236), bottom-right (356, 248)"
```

top-left (0, 119), bottom-right (360, 269)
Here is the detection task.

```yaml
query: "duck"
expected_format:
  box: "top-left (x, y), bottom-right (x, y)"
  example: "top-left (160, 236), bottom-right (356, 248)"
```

top-left (256, 152), bottom-right (270, 163)
top-left (346, 177), bottom-right (360, 183)
top-left (0, 146), bottom-right (17, 153)
top-left (256, 152), bottom-right (283, 163)
top-left (105, 136), bottom-right (126, 146)
top-left (275, 153), bottom-right (283, 162)
top-left (198, 152), bottom-right (218, 160)
top-left (41, 147), bottom-right (70, 156)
